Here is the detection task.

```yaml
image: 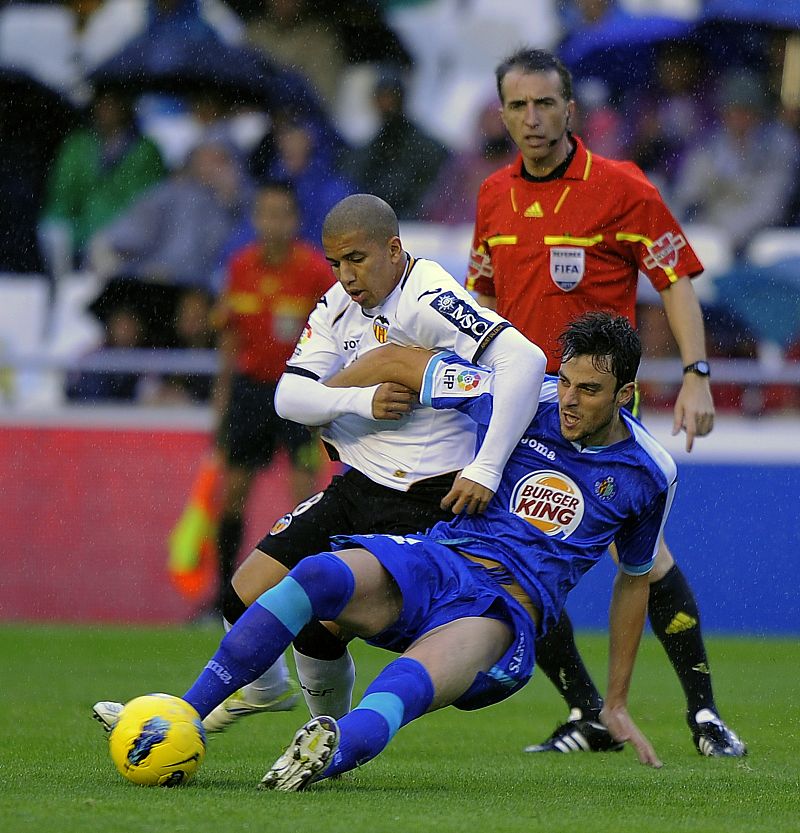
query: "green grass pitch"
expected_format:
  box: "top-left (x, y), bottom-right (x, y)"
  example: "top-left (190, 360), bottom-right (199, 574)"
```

top-left (1, 623), bottom-right (797, 833)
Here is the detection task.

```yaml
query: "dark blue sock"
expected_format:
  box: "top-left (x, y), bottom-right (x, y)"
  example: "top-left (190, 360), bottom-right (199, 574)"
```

top-left (184, 553), bottom-right (354, 717)
top-left (321, 656), bottom-right (434, 779)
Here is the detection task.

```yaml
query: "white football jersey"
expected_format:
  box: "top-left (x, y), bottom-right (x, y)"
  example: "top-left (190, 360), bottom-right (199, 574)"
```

top-left (286, 255), bottom-right (511, 489)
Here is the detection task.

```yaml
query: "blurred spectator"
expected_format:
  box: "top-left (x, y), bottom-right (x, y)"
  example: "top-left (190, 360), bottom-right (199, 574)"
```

top-left (249, 114), bottom-right (354, 245)
top-left (626, 41), bottom-right (712, 192)
top-left (39, 87), bottom-right (166, 277)
top-left (64, 303), bottom-right (145, 402)
top-left (209, 179), bottom-right (332, 615)
top-left (143, 288), bottom-right (217, 404)
top-left (89, 139), bottom-right (250, 347)
top-left (324, 0), bottom-right (410, 66)
top-left (79, 0), bottom-right (245, 73)
top-left (421, 98), bottom-right (516, 224)
top-left (670, 68), bottom-right (800, 254)
top-left (0, 68), bottom-right (77, 273)
top-left (384, 0), bottom-right (558, 150)
top-left (245, 0), bottom-right (343, 114)
top-left (571, 77), bottom-right (625, 160)
top-left (340, 68), bottom-right (449, 220)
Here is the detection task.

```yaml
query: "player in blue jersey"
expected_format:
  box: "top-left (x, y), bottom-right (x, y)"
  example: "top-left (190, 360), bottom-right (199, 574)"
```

top-left (176, 312), bottom-right (669, 789)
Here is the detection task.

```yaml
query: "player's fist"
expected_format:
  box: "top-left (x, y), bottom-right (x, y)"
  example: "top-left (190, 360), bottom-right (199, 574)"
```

top-left (372, 382), bottom-right (416, 420)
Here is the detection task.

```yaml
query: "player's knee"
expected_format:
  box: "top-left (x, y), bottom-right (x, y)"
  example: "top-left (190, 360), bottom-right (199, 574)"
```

top-left (288, 553), bottom-right (355, 621)
top-left (650, 538), bottom-right (675, 582)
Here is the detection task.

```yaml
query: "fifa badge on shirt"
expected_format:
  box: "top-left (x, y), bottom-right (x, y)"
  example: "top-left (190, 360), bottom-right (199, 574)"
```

top-left (549, 247), bottom-right (584, 291)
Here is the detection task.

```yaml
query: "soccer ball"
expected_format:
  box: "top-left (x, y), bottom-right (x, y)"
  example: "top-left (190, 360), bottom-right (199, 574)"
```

top-left (108, 693), bottom-right (206, 786)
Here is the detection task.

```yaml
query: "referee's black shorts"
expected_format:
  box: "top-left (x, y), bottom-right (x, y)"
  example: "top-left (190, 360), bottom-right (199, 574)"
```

top-left (255, 467), bottom-right (458, 569)
top-left (219, 375), bottom-right (317, 470)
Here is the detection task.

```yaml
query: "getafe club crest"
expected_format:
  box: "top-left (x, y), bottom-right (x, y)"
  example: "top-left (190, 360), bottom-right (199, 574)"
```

top-left (549, 247), bottom-right (584, 291)
top-left (373, 315), bottom-right (390, 344)
top-left (594, 476), bottom-right (616, 501)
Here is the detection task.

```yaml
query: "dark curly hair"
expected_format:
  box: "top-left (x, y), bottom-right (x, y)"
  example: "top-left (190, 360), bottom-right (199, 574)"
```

top-left (558, 312), bottom-right (641, 391)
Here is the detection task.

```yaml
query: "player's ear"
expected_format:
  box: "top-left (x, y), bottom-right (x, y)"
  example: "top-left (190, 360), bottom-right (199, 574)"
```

top-left (616, 381), bottom-right (636, 408)
top-left (389, 235), bottom-right (404, 261)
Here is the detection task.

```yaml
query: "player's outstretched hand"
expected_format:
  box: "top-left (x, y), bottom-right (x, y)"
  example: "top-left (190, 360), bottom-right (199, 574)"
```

top-left (441, 475), bottom-right (495, 515)
top-left (372, 382), bottom-right (416, 420)
top-left (600, 705), bottom-right (663, 768)
top-left (672, 376), bottom-right (715, 452)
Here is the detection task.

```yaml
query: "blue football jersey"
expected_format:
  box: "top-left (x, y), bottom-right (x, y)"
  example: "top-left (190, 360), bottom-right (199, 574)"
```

top-left (420, 353), bottom-right (678, 631)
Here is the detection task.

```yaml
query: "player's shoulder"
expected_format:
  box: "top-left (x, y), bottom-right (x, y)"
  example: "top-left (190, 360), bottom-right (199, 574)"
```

top-left (314, 281), bottom-right (351, 319)
top-left (291, 239), bottom-right (325, 262)
top-left (401, 256), bottom-right (462, 300)
top-left (225, 242), bottom-right (261, 279)
top-left (621, 412), bottom-right (677, 487)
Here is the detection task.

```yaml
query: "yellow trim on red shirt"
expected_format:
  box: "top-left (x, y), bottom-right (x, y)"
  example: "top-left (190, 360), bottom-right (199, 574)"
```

top-left (543, 234), bottom-right (603, 247)
top-left (583, 149), bottom-right (593, 180)
top-left (226, 292), bottom-right (262, 314)
top-left (487, 235), bottom-right (519, 247)
top-left (554, 186), bottom-right (571, 214)
top-left (616, 232), bottom-right (679, 282)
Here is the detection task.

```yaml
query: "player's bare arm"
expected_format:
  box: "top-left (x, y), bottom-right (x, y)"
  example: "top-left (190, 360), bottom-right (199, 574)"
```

top-left (659, 278), bottom-right (715, 452)
top-left (323, 346), bottom-right (494, 510)
top-left (602, 569), bottom-right (663, 768)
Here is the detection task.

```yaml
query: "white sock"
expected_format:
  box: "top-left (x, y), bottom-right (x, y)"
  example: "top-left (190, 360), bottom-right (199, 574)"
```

top-left (292, 648), bottom-right (355, 719)
top-left (223, 617), bottom-right (291, 705)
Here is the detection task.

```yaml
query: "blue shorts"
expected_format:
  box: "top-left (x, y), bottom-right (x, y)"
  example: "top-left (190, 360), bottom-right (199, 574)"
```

top-left (333, 533), bottom-right (538, 711)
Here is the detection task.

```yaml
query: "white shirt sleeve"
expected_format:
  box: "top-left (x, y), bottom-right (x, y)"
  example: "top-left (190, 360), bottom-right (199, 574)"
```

top-left (274, 373), bottom-right (379, 426)
top-left (458, 328), bottom-right (546, 493)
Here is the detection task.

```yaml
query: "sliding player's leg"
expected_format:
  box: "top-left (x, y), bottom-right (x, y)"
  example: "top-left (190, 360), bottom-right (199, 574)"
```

top-left (261, 616), bottom-right (513, 792)
top-left (184, 547), bottom-right (401, 722)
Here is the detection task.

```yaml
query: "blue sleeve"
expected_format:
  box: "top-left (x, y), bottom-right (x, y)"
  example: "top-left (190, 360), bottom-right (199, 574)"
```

top-left (419, 352), bottom-right (494, 426)
top-left (615, 490), bottom-right (669, 575)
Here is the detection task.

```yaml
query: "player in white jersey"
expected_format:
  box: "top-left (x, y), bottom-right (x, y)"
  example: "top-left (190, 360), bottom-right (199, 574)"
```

top-left (91, 194), bottom-right (545, 737)
top-left (173, 312), bottom-right (666, 790)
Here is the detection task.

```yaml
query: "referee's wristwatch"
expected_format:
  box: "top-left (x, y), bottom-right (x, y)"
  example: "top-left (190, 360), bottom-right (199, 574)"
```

top-left (683, 360), bottom-right (710, 378)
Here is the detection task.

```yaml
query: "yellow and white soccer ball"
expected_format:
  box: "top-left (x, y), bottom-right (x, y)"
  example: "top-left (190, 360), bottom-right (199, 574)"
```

top-left (109, 693), bottom-right (206, 786)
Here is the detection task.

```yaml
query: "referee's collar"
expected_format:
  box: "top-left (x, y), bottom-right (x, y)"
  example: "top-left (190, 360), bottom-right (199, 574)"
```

top-left (512, 134), bottom-right (592, 183)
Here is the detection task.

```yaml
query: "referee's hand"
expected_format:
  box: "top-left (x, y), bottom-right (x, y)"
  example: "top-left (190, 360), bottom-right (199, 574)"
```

top-left (441, 475), bottom-right (495, 515)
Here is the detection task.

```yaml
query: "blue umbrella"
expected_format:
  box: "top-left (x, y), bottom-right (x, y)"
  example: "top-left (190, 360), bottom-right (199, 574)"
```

top-left (558, 7), bottom-right (695, 95)
top-left (704, 0), bottom-right (800, 30)
top-left (90, 23), bottom-right (343, 165)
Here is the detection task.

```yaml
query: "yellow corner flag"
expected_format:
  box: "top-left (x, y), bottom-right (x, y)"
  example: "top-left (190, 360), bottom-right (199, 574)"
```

top-left (168, 455), bottom-right (221, 600)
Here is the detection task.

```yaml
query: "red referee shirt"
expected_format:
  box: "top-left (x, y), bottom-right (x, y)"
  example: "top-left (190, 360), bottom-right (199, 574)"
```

top-left (219, 241), bottom-right (334, 383)
top-left (467, 134), bottom-right (703, 372)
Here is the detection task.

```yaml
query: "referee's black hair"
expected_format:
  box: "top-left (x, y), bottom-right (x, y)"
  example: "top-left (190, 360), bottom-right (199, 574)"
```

top-left (495, 47), bottom-right (573, 103)
top-left (558, 312), bottom-right (641, 391)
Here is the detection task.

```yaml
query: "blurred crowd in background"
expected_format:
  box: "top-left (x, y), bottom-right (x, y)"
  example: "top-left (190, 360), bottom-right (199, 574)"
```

top-left (2, 0), bottom-right (800, 413)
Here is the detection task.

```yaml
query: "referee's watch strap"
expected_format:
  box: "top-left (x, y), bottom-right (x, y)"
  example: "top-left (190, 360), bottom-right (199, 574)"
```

top-left (682, 361), bottom-right (710, 377)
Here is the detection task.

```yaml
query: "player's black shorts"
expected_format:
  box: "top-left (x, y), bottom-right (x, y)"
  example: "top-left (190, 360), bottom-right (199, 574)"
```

top-left (219, 375), bottom-right (316, 469)
top-left (255, 467), bottom-right (458, 569)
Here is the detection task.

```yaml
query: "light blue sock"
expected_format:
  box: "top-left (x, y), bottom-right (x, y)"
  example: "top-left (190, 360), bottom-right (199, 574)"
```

top-left (321, 657), bottom-right (435, 779)
top-left (184, 553), bottom-right (354, 717)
